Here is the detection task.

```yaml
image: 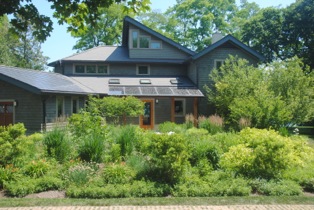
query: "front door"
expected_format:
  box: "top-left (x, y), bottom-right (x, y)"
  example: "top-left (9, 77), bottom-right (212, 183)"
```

top-left (0, 102), bottom-right (14, 126)
top-left (140, 99), bottom-right (154, 129)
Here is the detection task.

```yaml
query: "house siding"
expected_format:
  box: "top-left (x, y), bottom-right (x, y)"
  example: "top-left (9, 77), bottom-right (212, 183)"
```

top-left (0, 80), bottom-right (43, 133)
top-left (195, 47), bottom-right (260, 116)
top-left (62, 63), bottom-right (187, 76)
top-left (128, 25), bottom-right (190, 60)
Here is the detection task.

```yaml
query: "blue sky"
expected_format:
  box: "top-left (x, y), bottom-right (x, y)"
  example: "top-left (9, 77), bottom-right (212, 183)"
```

top-left (34, 0), bottom-right (296, 65)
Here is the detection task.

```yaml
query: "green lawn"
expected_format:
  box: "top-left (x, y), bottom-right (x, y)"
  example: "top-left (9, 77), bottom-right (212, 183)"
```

top-left (1, 196), bottom-right (314, 207)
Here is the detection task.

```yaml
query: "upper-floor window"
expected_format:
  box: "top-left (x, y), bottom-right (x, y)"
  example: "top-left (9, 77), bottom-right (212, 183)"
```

top-left (214, 59), bottom-right (225, 69)
top-left (74, 64), bottom-right (109, 74)
top-left (137, 65), bottom-right (150, 75)
top-left (130, 29), bottom-right (161, 49)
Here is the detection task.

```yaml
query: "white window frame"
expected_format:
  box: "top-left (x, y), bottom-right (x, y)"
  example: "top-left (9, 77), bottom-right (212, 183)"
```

top-left (214, 59), bottom-right (225, 69)
top-left (174, 98), bottom-right (186, 117)
top-left (73, 64), bottom-right (109, 75)
top-left (136, 64), bottom-right (150, 75)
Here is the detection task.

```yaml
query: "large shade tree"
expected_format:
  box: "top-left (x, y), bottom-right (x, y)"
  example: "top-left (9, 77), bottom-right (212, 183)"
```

top-left (0, 0), bottom-right (150, 42)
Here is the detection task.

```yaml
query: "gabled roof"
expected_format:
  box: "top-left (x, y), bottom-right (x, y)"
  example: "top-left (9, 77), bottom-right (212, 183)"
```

top-left (192, 35), bottom-right (265, 61)
top-left (48, 46), bottom-right (187, 66)
top-left (0, 66), bottom-right (94, 95)
top-left (122, 16), bottom-right (195, 56)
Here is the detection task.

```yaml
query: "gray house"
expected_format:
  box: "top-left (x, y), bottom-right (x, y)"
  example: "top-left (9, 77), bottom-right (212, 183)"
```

top-left (0, 16), bottom-right (263, 132)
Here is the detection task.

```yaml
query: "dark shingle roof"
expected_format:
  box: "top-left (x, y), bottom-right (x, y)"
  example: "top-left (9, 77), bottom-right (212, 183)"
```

top-left (48, 46), bottom-right (187, 66)
top-left (192, 35), bottom-right (265, 61)
top-left (0, 66), bottom-right (94, 95)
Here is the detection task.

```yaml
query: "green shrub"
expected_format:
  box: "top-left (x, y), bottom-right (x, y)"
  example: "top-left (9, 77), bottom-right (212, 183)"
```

top-left (158, 122), bottom-right (185, 133)
top-left (256, 179), bottom-right (302, 196)
top-left (198, 115), bottom-right (224, 135)
top-left (64, 162), bottom-right (96, 186)
top-left (220, 128), bottom-right (312, 179)
top-left (173, 171), bottom-right (251, 197)
top-left (22, 159), bottom-right (52, 178)
top-left (43, 128), bottom-right (72, 163)
top-left (0, 123), bottom-right (37, 166)
top-left (5, 175), bottom-right (63, 197)
top-left (0, 165), bottom-right (21, 189)
top-left (185, 114), bottom-right (195, 129)
top-left (114, 125), bottom-right (140, 159)
top-left (126, 154), bottom-right (150, 179)
top-left (141, 133), bottom-right (190, 184)
top-left (66, 181), bottom-right (165, 198)
top-left (102, 163), bottom-right (136, 184)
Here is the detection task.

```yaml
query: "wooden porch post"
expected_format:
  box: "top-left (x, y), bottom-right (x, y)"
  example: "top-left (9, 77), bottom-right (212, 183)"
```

top-left (171, 97), bottom-right (175, 122)
top-left (193, 97), bottom-right (198, 127)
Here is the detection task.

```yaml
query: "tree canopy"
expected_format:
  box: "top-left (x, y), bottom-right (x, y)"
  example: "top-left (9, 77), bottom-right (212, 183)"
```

top-left (0, 0), bottom-right (150, 42)
top-left (206, 56), bottom-right (314, 129)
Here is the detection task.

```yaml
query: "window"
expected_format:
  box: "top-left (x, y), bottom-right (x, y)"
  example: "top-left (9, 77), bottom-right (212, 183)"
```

top-left (174, 99), bottom-right (185, 116)
top-left (98, 65), bottom-right (108, 74)
top-left (132, 31), bottom-right (138, 48)
top-left (56, 96), bottom-right (64, 117)
top-left (139, 36), bottom-right (150, 48)
top-left (214, 59), bottom-right (225, 69)
top-left (75, 65), bottom-right (85, 73)
top-left (151, 41), bottom-right (161, 49)
top-left (72, 97), bottom-right (79, 114)
top-left (137, 65), bottom-right (150, 75)
top-left (86, 65), bottom-right (96, 73)
top-left (74, 64), bottom-right (109, 74)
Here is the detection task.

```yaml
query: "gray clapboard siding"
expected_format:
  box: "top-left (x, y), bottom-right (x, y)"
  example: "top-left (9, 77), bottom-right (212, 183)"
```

top-left (0, 80), bottom-right (43, 133)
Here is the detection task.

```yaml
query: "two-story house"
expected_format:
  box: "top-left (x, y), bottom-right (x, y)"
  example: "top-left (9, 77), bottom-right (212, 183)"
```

top-left (0, 16), bottom-right (263, 132)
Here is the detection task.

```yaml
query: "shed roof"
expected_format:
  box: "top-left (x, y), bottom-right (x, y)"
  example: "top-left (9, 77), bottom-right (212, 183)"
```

top-left (0, 66), bottom-right (94, 95)
top-left (122, 16), bottom-right (195, 56)
top-left (48, 46), bottom-right (187, 67)
top-left (70, 76), bottom-right (203, 97)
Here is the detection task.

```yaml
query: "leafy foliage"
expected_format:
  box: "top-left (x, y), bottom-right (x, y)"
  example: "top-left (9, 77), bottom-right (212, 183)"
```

top-left (206, 56), bottom-right (314, 129)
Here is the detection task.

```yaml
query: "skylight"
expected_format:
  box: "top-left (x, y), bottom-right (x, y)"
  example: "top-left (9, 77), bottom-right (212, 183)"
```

top-left (109, 79), bottom-right (120, 84)
top-left (170, 79), bottom-right (183, 84)
top-left (140, 79), bottom-right (151, 84)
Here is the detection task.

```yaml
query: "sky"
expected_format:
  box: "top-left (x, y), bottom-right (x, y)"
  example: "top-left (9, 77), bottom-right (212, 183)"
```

top-left (32, 0), bottom-right (296, 66)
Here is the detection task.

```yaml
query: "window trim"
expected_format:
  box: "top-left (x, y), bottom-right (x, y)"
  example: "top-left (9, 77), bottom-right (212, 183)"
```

top-left (136, 64), bottom-right (150, 75)
top-left (71, 97), bottom-right (79, 114)
top-left (130, 29), bottom-right (139, 49)
top-left (150, 40), bottom-right (162, 49)
top-left (174, 98), bottom-right (186, 117)
top-left (214, 59), bottom-right (225, 69)
top-left (56, 96), bottom-right (65, 118)
top-left (73, 64), bottom-right (109, 75)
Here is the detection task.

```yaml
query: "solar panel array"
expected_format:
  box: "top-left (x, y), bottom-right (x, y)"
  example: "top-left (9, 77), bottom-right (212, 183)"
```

top-left (108, 86), bottom-right (203, 97)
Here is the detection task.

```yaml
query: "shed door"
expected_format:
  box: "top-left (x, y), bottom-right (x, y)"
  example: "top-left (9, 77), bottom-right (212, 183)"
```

top-left (0, 102), bottom-right (14, 126)
top-left (140, 99), bottom-right (154, 129)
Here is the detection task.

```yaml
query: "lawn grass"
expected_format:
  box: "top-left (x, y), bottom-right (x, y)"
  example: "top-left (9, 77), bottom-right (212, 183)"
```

top-left (1, 196), bottom-right (314, 207)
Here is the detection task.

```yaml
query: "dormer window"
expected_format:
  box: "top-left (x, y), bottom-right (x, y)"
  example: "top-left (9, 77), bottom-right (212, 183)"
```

top-left (130, 29), bottom-right (161, 49)
top-left (137, 65), bottom-right (150, 75)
